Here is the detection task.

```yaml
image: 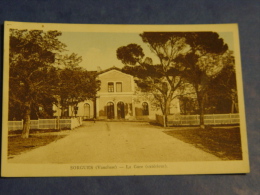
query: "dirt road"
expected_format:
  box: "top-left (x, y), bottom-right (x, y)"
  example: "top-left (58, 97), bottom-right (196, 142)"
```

top-left (9, 121), bottom-right (220, 163)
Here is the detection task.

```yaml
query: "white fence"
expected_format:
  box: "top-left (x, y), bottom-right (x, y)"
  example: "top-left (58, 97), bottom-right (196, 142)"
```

top-left (8, 118), bottom-right (82, 131)
top-left (156, 113), bottom-right (240, 127)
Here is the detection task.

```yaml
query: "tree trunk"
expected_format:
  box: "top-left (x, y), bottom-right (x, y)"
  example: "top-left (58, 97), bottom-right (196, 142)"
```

top-left (199, 105), bottom-right (205, 129)
top-left (21, 104), bottom-right (31, 138)
top-left (164, 98), bottom-right (171, 127)
top-left (61, 106), bottom-right (65, 118)
top-left (93, 96), bottom-right (97, 119)
top-left (231, 100), bottom-right (234, 113)
top-left (198, 95), bottom-right (205, 129)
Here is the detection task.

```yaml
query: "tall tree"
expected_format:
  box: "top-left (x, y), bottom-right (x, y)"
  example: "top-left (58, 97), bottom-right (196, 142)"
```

top-left (175, 32), bottom-right (229, 128)
top-left (117, 32), bottom-right (232, 128)
top-left (54, 53), bottom-right (101, 118)
top-left (57, 65), bottom-right (100, 117)
top-left (206, 50), bottom-right (238, 113)
top-left (117, 33), bottom-right (190, 126)
top-left (9, 29), bottom-right (66, 138)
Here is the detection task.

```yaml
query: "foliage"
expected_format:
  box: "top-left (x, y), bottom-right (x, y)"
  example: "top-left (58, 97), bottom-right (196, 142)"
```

top-left (9, 29), bottom-right (100, 137)
top-left (9, 29), bottom-right (67, 137)
top-left (179, 96), bottom-right (198, 115)
top-left (175, 32), bottom-right (231, 128)
top-left (117, 33), bottom-right (190, 124)
top-left (53, 53), bottom-right (100, 117)
top-left (206, 51), bottom-right (238, 113)
top-left (118, 32), bottom-right (235, 128)
top-left (117, 44), bottom-right (144, 65)
top-left (57, 67), bottom-right (100, 116)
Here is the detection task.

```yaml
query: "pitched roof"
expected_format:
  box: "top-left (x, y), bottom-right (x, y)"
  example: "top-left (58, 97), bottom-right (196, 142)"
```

top-left (97, 66), bottom-right (122, 75)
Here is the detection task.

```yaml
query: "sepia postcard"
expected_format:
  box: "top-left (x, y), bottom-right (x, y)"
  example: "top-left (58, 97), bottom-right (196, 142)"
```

top-left (2, 21), bottom-right (249, 177)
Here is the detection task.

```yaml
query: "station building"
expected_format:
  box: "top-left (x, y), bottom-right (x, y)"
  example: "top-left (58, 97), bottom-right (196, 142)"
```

top-left (64, 67), bottom-right (180, 120)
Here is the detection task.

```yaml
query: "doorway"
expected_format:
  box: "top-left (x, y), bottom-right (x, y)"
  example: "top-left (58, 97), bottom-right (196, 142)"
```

top-left (117, 101), bottom-right (125, 119)
top-left (84, 103), bottom-right (90, 119)
top-left (107, 102), bottom-right (114, 119)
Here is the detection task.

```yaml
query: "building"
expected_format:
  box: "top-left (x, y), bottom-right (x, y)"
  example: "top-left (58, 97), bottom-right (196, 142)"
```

top-left (64, 67), bottom-right (180, 120)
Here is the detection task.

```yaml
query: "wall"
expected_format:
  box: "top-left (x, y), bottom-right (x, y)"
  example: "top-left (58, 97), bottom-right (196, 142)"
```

top-left (97, 96), bottom-right (134, 119)
top-left (98, 70), bottom-right (133, 93)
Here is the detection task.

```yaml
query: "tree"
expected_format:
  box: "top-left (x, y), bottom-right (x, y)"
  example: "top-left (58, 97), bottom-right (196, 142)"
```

top-left (206, 50), bottom-right (238, 113)
top-left (175, 32), bottom-right (229, 128)
top-left (117, 33), bottom-right (190, 126)
top-left (9, 29), bottom-right (66, 138)
top-left (57, 67), bottom-right (100, 117)
top-left (179, 96), bottom-right (198, 115)
top-left (117, 32), bottom-right (232, 128)
top-left (54, 52), bottom-right (100, 118)
top-left (10, 29), bottom-right (101, 138)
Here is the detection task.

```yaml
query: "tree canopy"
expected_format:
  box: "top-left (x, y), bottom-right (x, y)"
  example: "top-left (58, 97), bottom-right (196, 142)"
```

top-left (9, 29), bottom-right (67, 137)
top-left (117, 33), bottom-right (189, 125)
top-left (9, 29), bottom-right (99, 138)
top-left (175, 32), bottom-right (230, 128)
top-left (117, 31), bottom-right (234, 128)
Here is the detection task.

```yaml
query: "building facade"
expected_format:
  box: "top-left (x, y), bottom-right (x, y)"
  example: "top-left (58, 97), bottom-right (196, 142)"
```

top-left (67, 67), bottom-right (180, 120)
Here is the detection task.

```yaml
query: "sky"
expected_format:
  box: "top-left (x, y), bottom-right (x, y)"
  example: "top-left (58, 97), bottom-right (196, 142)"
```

top-left (58, 32), bottom-right (234, 71)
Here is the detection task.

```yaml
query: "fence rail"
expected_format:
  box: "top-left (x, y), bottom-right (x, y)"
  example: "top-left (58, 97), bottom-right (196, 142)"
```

top-left (156, 113), bottom-right (240, 127)
top-left (8, 118), bottom-right (82, 131)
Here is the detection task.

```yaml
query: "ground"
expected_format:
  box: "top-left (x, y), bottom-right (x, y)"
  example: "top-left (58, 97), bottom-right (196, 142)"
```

top-left (8, 129), bottom-right (70, 159)
top-left (164, 126), bottom-right (242, 160)
top-left (8, 121), bottom-right (222, 164)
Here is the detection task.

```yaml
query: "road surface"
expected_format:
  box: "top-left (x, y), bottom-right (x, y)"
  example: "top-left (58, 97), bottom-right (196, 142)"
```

top-left (9, 121), bottom-right (220, 163)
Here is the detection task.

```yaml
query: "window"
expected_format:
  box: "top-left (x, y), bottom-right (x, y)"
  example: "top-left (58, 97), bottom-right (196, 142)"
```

top-left (142, 102), bottom-right (149, 116)
top-left (116, 82), bottom-right (122, 92)
top-left (108, 82), bottom-right (114, 92)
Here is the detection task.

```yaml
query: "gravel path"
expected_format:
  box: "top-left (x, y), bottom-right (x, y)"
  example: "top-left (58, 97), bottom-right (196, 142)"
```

top-left (9, 121), bottom-right (220, 163)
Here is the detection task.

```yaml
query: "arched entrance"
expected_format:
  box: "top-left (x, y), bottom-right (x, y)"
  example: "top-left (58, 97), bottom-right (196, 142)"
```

top-left (107, 102), bottom-right (114, 119)
top-left (117, 101), bottom-right (125, 119)
top-left (84, 103), bottom-right (90, 119)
